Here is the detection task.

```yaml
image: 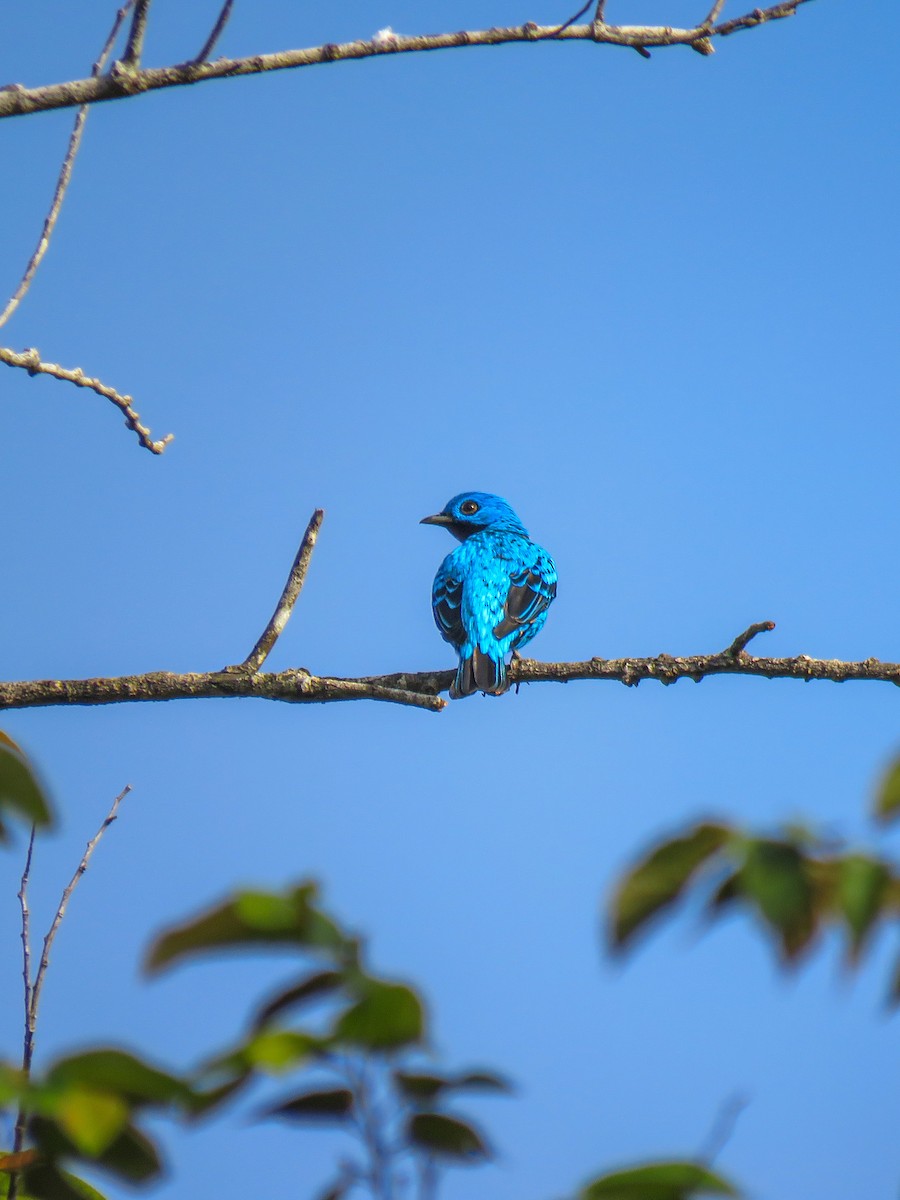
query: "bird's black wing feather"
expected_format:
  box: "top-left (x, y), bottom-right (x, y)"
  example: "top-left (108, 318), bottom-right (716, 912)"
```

top-left (493, 566), bottom-right (557, 641)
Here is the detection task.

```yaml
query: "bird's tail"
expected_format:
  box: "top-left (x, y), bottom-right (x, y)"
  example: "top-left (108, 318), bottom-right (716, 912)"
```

top-left (451, 649), bottom-right (508, 698)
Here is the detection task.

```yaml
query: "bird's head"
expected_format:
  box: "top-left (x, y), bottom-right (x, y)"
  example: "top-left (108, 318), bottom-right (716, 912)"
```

top-left (420, 492), bottom-right (528, 542)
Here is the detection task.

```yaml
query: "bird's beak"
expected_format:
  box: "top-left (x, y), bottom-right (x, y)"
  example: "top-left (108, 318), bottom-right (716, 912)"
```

top-left (420, 513), bottom-right (453, 526)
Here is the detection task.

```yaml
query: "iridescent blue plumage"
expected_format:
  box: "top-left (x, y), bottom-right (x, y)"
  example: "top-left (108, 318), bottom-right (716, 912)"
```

top-left (421, 492), bottom-right (558, 698)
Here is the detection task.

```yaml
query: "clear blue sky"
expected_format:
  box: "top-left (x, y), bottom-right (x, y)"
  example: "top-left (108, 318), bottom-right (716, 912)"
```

top-left (2, 1), bottom-right (899, 1197)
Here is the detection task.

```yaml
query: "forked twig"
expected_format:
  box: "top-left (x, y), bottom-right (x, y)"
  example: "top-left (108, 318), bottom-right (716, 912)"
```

top-left (8, 786), bottom-right (132, 1200)
top-left (0, 2), bottom-right (820, 121)
top-left (241, 509), bottom-right (325, 672)
top-left (0, 1), bottom-right (135, 331)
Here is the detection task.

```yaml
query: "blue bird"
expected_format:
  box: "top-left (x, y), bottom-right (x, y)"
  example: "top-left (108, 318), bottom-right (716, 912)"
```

top-left (421, 492), bottom-right (558, 699)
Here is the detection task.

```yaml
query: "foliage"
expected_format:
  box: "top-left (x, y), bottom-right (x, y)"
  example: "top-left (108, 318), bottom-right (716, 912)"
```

top-left (0, 732), bottom-right (51, 841)
top-left (146, 881), bottom-right (508, 1198)
top-left (609, 803), bottom-right (900, 998)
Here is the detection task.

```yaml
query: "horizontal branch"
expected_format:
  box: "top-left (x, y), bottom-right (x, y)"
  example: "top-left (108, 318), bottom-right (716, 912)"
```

top-left (2, 622), bottom-right (900, 715)
top-left (0, 1), bottom-right (816, 120)
top-left (0, 345), bottom-right (173, 455)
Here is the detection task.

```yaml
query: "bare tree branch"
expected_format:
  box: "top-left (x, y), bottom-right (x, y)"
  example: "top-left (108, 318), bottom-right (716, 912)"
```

top-left (0, 345), bottom-right (173, 455)
top-left (195, 0), bottom-right (235, 63)
top-left (239, 509), bottom-right (325, 673)
top-left (0, 621), bottom-right (899, 716)
top-left (595, 0), bottom-right (609, 24)
top-left (122, 0), bottom-right (152, 67)
top-left (0, 2), bottom-right (817, 121)
top-left (8, 788), bottom-right (131, 1200)
top-left (0, 2), bottom-right (134, 330)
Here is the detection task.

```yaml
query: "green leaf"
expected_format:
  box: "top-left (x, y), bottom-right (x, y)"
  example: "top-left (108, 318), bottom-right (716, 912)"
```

top-left (18, 1164), bottom-right (105, 1200)
top-left (260, 1089), bottom-right (354, 1122)
top-left (47, 1050), bottom-right (192, 1110)
top-left (28, 1118), bottom-right (160, 1185)
top-left (837, 854), bottom-right (890, 961)
top-left (205, 1030), bottom-right (319, 1077)
top-left (739, 839), bottom-right (817, 960)
top-left (610, 823), bottom-right (731, 949)
top-left (579, 1160), bottom-right (739, 1199)
top-left (145, 883), bottom-right (346, 973)
top-left (407, 1113), bottom-right (488, 1161)
top-left (183, 1073), bottom-right (251, 1118)
top-left (335, 982), bottom-right (424, 1049)
top-left (53, 1088), bottom-right (129, 1157)
top-left (874, 757), bottom-right (900, 824)
top-left (0, 734), bottom-right (52, 838)
top-left (253, 971), bottom-right (344, 1029)
top-left (91, 1125), bottom-right (161, 1183)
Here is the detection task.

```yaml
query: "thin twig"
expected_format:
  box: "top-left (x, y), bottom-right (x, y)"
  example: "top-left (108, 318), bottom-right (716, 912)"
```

top-left (0, 2), bottom-right (135, 331)
top-left (241, 510), bottom-right (324, 673)
top-left (7, 788), bottom-right (131, 1200)
top-left (725, 620), bottom-right (776, 657)
top-left (31, 786), bottom-right (132, 1024)
top-left (595, 0), bottom-right (608, 23)
top-left (122, 0), bottom-right (152, 66)
top-left (541, 1), bottom-right (593, 39)
top-left (699, 1092), bottom-right (750, 1163)
top-left (194, 0), bottom-right (235, 63)
top-left (0, 345), bottom-right (173, 455)
top-left (702, 0), bottom-right (728, 25)
top-left (10, 828), bottom-right (37, 1187)
top-left (0, 2), bottom-right (819, 120)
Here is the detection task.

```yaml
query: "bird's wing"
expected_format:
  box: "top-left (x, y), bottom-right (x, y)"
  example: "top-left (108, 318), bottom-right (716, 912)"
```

top-left (432, 562), bottom-right (465, 647)
top-left (492, 552), bottom-right (557, 641)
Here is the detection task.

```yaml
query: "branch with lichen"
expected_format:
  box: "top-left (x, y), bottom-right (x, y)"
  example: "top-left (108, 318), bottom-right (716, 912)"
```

top-left (0, 511), bottom-right (895, 717)
top-left (0, 1), bottom-right (816, 120)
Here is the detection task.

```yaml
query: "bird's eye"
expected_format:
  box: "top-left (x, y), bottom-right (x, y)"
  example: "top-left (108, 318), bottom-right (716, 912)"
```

top-left (460, 500), bottom-right (480, 516)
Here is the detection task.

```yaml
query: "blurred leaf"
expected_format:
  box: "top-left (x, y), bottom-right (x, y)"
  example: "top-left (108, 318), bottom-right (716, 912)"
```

top-left (707, 872), bottom-right (740, 914)
top-left (407, 1113), bottom-right (488, 1161)
top-left (261, 1089), bottom-right (353, 1122)
top-left (315, 1182), bottom-right (350, 1200)
top-left (0, 735), bottom-right (52, 839)
top-left (53, 1088), bottom-right (128, 1157)
top-left (253, 971), bottom-right (344, 1029)
top-left (205, 1030), bottom-right (318, 1077)
top-left (183, 1073), bottom-right (251, 1119)
top-left (837, 855), bottom-right (890, 962)
top-left (394, 1069), bottom-right (511, 1103)
top-left (611, 823), bottom-right (731, 950)
top-left (47, 1050), bottom-right (192, 1110)
top-left (18, 1164), bottom-right (106, 1200)
top-left (91, 1125), bottom-right (160, 1183)
top-left (29, 1118), bottom-right (160, 1184)
top-left (739, 839), bottom-right (816, 960)
top-left (579, 1160), bottom-right (739, 1199)
top-left (0, 1150), bottom-right (40, 1173)
top-left (874, 757), bottom-right (900, 824)
top-left (145, 883), bottom-right (345, 974)
top-left (335, 982), bottom-right (424, 1049)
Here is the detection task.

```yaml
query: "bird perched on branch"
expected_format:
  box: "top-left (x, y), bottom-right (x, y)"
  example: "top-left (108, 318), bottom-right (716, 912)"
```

top-left (421, 492), bottom-right (557, 699)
